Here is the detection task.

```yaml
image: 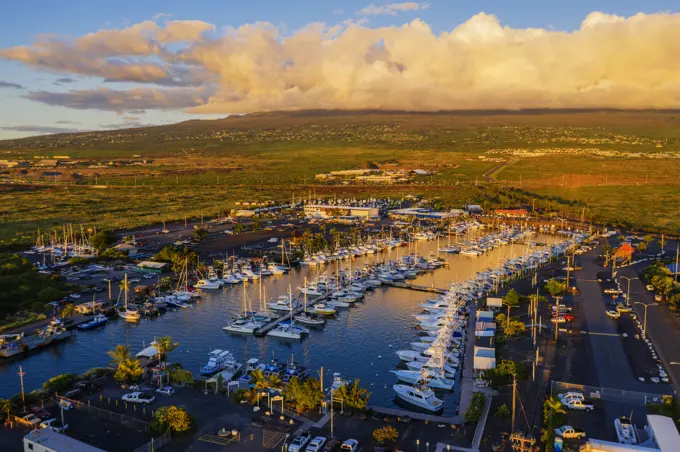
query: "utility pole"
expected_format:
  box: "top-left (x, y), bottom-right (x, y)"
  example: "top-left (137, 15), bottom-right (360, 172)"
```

top-left (108, 280), bottom-right (112, 300)
top-left (675, 240), bottom-right (679, 283)
top-left (511, 375), bottom-right (517, 433)
top-left (18, 366), bottom-right (26, 412)
top-left (554, 296), bottom-right (561, 341)
top-left (509, 433), bottom-right (536, 452)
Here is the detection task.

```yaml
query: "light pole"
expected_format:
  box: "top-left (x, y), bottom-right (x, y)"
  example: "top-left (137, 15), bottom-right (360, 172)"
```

top-left (635, 302), bottom-right (658, 339)
top-left (620, 276), bottom-right (638, 307)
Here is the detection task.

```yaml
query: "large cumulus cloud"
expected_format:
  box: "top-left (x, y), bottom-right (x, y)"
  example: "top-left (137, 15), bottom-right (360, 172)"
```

top-left (3, 12), bottom-right (680, 113)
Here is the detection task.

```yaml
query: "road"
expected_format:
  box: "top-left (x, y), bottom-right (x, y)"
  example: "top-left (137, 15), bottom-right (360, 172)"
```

top-left (574, 246), bottom-right (669, 394)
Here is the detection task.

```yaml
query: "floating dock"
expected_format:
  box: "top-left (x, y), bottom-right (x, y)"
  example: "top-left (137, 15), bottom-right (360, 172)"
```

top-left (381, 281), bottom-right (448, 294)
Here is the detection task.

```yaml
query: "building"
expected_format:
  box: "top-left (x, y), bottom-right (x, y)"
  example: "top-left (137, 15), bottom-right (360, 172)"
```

top-left (615, 243), bottom-right (635, 262)
top-left (387, 208), bottom-right (465, 221)
top-left (494, 208), bottom-right (530, 218)
top-left (24, 428), bottom-right (107, 452)
top-left (474, 321), bottom-right (497, 337)
top-left (466, 205), bottom-right (483, 213)
top-left (114, 243), bottom-right (138, 255)
top-left (473, 336), bottom-right (496, 370)
top-left (75, 301), bottom-right (103, 314)
top-left (579, 414), bottom-right (679, 452)
top-left (137, 261), bottom-right (168, 272)
top-left (486, 297), bottom-right (503, 308)
top-left (303, 204), bottom-right (379, 219)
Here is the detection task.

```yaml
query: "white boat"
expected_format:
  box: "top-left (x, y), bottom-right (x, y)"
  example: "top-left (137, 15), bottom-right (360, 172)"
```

top-left (614, 417), bottom-right (638, 445)
top-left (117, 274), bottom-right (140, 322)
top-left (326, 300), bottom-right (350, 309)
top-left (195, 279), bottom-right (222, 290)
top-left (365, 278), bottom-right (382, 287)
top-left (222, 274), bottom-right (240, 284)
top-left (294, 312), bottom-right (325, 326)
top-left (267, 323), bottom-right (303, 340)
top-left (405, 360), bottom-right (458, 378)
top-left (217, 360), bottom-right (243, 381)
top-left (223, 318), bottom-right (261, 334)
top-left (200, 349), bottom-right (234, 375)
top-left (396, 350), bottom-right (428, 362)
top-left (300, 285), bottom-right (324, 296)
top-left (393, 384), bottom-right (443, 412)
top-left (390, 370), bottom-right (454, 390)
top-left (330, 372), bottom-right (350, 392)
top-left (268, 296), bottom-right (298, 312)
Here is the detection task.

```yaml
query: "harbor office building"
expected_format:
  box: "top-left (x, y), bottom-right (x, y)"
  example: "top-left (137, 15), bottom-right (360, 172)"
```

top-left (303, 204), bottom-right (379, 219)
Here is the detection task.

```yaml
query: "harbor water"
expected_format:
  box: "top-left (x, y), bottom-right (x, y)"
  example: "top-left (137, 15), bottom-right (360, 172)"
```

top-left (0, 235), bottom-right (559, 415)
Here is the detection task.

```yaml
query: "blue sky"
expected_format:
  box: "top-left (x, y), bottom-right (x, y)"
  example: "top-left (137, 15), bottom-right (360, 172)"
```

top-left (0, 0), bottom-right (678, 139)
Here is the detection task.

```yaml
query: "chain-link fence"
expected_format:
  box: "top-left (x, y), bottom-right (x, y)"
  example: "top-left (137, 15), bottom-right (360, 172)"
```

top-left (550, 381), bottom-right (669, 406)
top-left (56, 396), bottom-right (149, 432)
top-left (132, 429), bottom-right (171, 452)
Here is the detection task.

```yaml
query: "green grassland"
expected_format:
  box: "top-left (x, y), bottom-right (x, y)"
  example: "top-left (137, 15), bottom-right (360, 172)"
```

top-left (2, 109), bottom-right (680, 247)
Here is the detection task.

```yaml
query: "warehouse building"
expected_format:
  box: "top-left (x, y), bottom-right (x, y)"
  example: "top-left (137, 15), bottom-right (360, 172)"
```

top-left (303, 204), bottom-right (379, 219)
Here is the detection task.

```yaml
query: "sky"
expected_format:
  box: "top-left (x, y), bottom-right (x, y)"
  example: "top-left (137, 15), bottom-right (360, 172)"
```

top-left (1, 0), bottom-right (679, 139)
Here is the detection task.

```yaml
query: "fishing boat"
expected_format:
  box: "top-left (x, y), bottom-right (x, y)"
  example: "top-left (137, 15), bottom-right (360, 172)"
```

top-left (614, 417), bottom-right (638, 445)
top-left (393, 383), bottom-right (443, 413)
top-left (294, 312), bottom-right (325, 326)
top-left (310, 303), bottom-right (337, 316)
top-left (0, 325), bottom-right (72, 358)
top-left (195, 279), bottom-right (221, 290)
top-left (117, 274), bottom-right (140, 322)
top-left (77, 314), bottom-right (108, 330)
top-left (200, 349), bottom-right (234, 375)
top-left (390, 369), bottom-right (455, 390)
top-left (218, 359), bottom-right (243, 381)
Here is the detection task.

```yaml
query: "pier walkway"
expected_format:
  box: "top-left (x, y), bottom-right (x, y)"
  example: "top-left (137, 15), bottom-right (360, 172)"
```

top-left (253, 293), bottom-right (330, 337)
top-left (381, 281), bottom-right (448, 294)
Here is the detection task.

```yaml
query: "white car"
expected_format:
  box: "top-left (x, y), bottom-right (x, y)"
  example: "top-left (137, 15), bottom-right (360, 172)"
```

top-left (565, 400), bottom-right (594, 411)
top-left (143, 274), bottom-right (155, 279)
top-left (606, 310), bottom-right (621, 319)
top-left (558, 392), bottom-right (584, 404)
top-left (129, 278), bottom-right (141, 283)
top-left (122, 392), bottom-right (155, 404)
top-left (306, 437), bottom-right (327, 452)
top-left (156, 386), bottom-right (176, 396)
top-left (21, 414), bottom-right (42, 426)
top-left (40, 418), bottom-right (69, 433)
top-left (554, 425), bottom-right (586, 439)
top-left (289, 433), bottom-right (312, 452)
top-left (340, 439), bottom-right (359, 452)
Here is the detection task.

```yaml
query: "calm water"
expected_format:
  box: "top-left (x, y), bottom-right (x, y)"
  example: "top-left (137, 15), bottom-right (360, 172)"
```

top-left (0, 235), bottom-right (557, 414)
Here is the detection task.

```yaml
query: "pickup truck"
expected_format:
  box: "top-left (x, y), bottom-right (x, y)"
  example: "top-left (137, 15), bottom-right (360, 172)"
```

top-left (565, 400), bottom-right (594, 411)
top-left (554, 425), bottom-right (587, 439)
top-left (122, 392), bottom-right (155, 404)
top-left (19, 413), bottom-right (42, 426)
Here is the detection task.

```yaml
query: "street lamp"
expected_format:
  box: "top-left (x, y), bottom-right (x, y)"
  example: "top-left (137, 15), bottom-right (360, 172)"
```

top-left (620, 276), bottom-right (638, 307)
top-left (634, 302), bottom-right (659, 339)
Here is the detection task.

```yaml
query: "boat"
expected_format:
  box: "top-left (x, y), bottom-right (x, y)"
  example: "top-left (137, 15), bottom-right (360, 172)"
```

top-left (267, 323), bottom-right (303, 340)
top-left (294, 312), bottom-right (325, 326)
top-left (200, 349), bottom-right (234, 375)
top-left (614, 417), bottom-right (638, 445)
top-left (223, 317), bottom-right (261, 334)
top-left (310, 303), bottom-right (337, 316)
top-left (77, 314), bottom-right (108, 330)
top-left (393, 383), bottom-right (444, 413)
top-left (0, 325), bottom-right (72, 358)
top-left (330, 372), bottom-right (351, 393)
top-left (117, 274), bottom-right (141, 322)
top-left (390, 370), bottom-right (455, 390)
top-left (396, 350), bottom-right (428, 363)
top-left (268, 296), bottom-right (297, 312)
top-left (217, 359), bottom-right (243, 381)
top-left (195, 279), bottom-right (222, 290)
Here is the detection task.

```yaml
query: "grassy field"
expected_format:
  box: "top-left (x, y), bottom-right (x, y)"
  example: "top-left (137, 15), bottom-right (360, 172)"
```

top-left (3, 109), bottom-right (680, 247)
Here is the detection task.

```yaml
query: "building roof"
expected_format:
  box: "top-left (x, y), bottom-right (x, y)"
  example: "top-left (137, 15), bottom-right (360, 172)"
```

top-left (495, 209), bottom-right (530, 216)
top-left (616, 242), bottom-right (636, 256)
top-left (24, 428), bottom-right (107, 451)
top-left (475, 336), bottom-right (495, 349)
top-left (137, 261), bottom-right (168, 269)
top-left (647, 415), bottom-right (680, 452)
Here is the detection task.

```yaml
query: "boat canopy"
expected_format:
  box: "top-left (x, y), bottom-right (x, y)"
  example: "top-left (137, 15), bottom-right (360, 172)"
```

top-left (136, 345), bottom-right (159, 359)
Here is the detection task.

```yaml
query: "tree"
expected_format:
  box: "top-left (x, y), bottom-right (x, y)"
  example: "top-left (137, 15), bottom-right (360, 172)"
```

top-left (107, 344), bottom-right (131, 367)
top-left (233, 223), bottom-right (245, 234)
top-left (90, 230), bottom-right (117, 252)
top-left (60, 303), bottom-right (76, 319)
top-left (503, 289), bottom-right (520, 307)
top-left (544, 278), bottom-right (566, 297)
top-left (0, 398), bottom-right (10, 423)
top-left (638, 242), bottom-right (648, 252)
top-left (334, 379), bottom-right (370, 411)
top-left (192, 228), bottom-right (208, 241)
top-left (504, 320), bottom-right (527, 338)
top-left (43, 373), bottom-right (76, 394)
top-left (651, 275), bottom-right (675, 299)
top-left (495, 403), bottom-right (510, 419)
top-left (115, 358), bottom-right (144, 384)
top-left (250, 369), bottom-right (282, 391)
top-left (169, 368), bottom-right (194, 386)
top-left (152, 405), bottom-right (192, 433)
top-left (542, 395), bottom-right (567, 451)
top-left (284, 377), bottom-right (324, 413)
top-left (464, 392), bottom-right (486, 422)
top-left (155, 336), bottom-right (179, 369)
top-left (373, 426), bottom-right (399, 444)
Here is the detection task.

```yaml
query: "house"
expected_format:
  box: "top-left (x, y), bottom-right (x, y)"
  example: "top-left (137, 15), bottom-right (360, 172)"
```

top-left (75, 301), bottom-right (103, 314)
top-left (24, 428), bottom-right (107, 452)
top-left (473, 336), bottom-right (496, 370)
top-left (615, 242), bottom-right (635, 263)
top-left (476, 310), bottom-right (494, 322)
top-left (475, 321), bottom-right (497, 337)
top-left (114, 243), bottom-right (138, 255)
top-left (494, 209), bottom-right (530, 218)
top-left (137, 261), bottom-right (168, 273)
top-left (486, 297), bottom-right (503, 308)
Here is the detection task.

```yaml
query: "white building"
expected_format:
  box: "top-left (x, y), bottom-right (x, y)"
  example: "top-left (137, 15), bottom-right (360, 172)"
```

top-left (24, 429), bottom-right (107, 452)
top-left (303, 204), bottom-right (379, 219)
top-left (388, 208), bottom-right (465, 221)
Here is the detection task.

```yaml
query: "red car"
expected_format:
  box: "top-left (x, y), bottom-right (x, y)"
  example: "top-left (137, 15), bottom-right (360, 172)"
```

top-left (31, 406), bottom-right (52, 420)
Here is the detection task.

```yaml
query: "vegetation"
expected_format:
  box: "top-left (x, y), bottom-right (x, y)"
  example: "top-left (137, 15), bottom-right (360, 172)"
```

top-left (544, 278), bottom-right (566, 297)
top-left (645, 262), bottom-right (680, 308)
top-left (108, 344), bottom-right (144, 385)
top-left (541, 396), bottom-right (567, 452)
top-left (494, 403), bottom-right (510, 419)
top-left (284, 377), bottom-right (324, 413)
top-left (90, 230), bottom-right (118, 252)
top-left (100, 248), bottom-right (129, 260)
top-left (502, 289), bottom-right (520, 307)
top-left (43, 373), bottom-right (76, 394)
top-left (169, 368), bottom-right (194, 386)
top-left (0, 253), bottom-right (69, 318)
top-left (333, 380), bottom-right (371, 411)
top-left (155, 336), bottom-right (179, 369)
top-left (483, 359), bottom-right (526, 388)
top-left (249, 369), bottom-right (282, 392)
top-left (192, 228), bottom-right (208, 241)
top-left (60, 303), bottom-right (75, 320)
top-left (152, 246), bottom-right (199, 273)
top-left (373, 426), bottom-right (399, 444)
top-left (151, 405), bottom-right (192, 433)
top-left (464, 392), bottom-right (486, 423)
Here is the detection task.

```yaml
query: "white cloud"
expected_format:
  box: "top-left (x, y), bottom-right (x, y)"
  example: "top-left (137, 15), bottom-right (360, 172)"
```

top-left (358, 2), bottom-right (429, 16)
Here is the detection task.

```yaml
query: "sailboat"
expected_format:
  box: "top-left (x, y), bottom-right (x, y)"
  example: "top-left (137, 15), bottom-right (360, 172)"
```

top-left (294, 278), bottom-right (326, 326)
top-left (117, 274), bottom-right (140, 322)
top-left (267, 286), bottom-right (307, 339)
top-left (223, 282), bottom-right (261, 334)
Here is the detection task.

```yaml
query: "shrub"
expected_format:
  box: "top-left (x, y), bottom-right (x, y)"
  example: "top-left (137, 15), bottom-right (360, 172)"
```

top-left (495, 403), bottom-right (510, 419)
top-left (43, 374), bottom-right (76, 394)
top-left (464, 392), bottom-right (486, 423)
top-left (151, 405), bottom-right (192, 433)
top-left (373, 426), bottom-right (399, 444)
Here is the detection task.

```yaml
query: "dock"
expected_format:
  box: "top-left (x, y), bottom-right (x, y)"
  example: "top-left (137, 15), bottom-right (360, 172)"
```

top-left (381, 281), bottom-right (448, 294)
top-left (366, 405), bottom-right (459, 424)
top-left (253, 293), bottom-right (330, 337)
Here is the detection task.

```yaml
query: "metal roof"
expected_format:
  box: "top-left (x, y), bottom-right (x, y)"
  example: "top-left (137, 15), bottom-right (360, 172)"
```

top-left (24, 429), bottom-right (107, 452)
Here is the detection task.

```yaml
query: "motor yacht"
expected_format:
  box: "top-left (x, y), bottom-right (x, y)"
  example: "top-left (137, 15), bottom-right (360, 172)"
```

top-left (393, 384), bottom-right (443, 412)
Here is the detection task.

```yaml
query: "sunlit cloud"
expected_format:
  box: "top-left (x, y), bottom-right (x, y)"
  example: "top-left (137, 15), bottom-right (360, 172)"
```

top-left (358, 2), bottom-right (430, 16)
top-left (3, 11), bottom-right (680, 113)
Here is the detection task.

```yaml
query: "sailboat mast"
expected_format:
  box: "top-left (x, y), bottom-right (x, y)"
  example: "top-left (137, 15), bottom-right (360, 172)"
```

top-left (304, 277), bottom-right (307, 312)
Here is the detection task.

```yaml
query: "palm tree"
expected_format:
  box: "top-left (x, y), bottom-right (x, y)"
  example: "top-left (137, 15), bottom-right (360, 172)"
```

top-left (334, 379), bottom-right (370, 411)
top-left (250, 369), bottom-right (268, 390)
top-left (60, 303), bottom-right (76, 319)
top-left (115, 358), bottom-right (144, 384)
top-left (155, 336), bottom-right (179, 369)
top-left (107, 344), bottom-right (131, 367)
top-left (543, 396), bottom-right (567, 429)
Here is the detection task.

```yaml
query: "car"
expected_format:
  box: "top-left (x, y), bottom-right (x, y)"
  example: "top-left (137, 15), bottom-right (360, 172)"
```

top-left (20, 413), bottom-right (42, 426)
top-left (606, 310), bottom-right (621, 319)
top-left (551, 316), bottom-right (567, 324)
top-left (322, 439), bottom-right (342, 452)
top-left (554, 425), bottom-right (586, 439)
top-left (122, 392), bottom-right (155, 404)
top-left (565, 400), bottom-right (594, 411)
top-left (558, 392), bottom-right (584, 403)
top-left (62, 388), bottom-right (83, 400)
top-left (31, 407), bottom-right (52, 420)
top-left (156, 386), bottom-right (176, 396)
top-left (306, 436), bottom-right (328, 452)
top-left (143, 273), bottom-right (155, 279)
top-left (40, 418), bottom-right (69, 432)
top-left (616, 304), bottom-right (632, 313)
top-left (129, 278), bottom-right (141, 283)
top-left (340, 439), bottom-right (359, 452)
top-left (289, 433), bottom-right (313, 452)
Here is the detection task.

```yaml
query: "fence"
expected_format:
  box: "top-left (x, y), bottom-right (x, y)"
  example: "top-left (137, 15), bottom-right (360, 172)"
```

top-left (132, 429), bottom-right (171, 452)
top-left (550, 381), bottom-right (669, 406)
top-left (55, 396), bottom-right (149, 432)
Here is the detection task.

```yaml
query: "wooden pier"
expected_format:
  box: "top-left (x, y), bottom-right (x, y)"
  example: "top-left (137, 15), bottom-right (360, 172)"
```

top-left (253, 293), bottom-right (330, 337)
top-left (381, 281), bottom-right (448, 294)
